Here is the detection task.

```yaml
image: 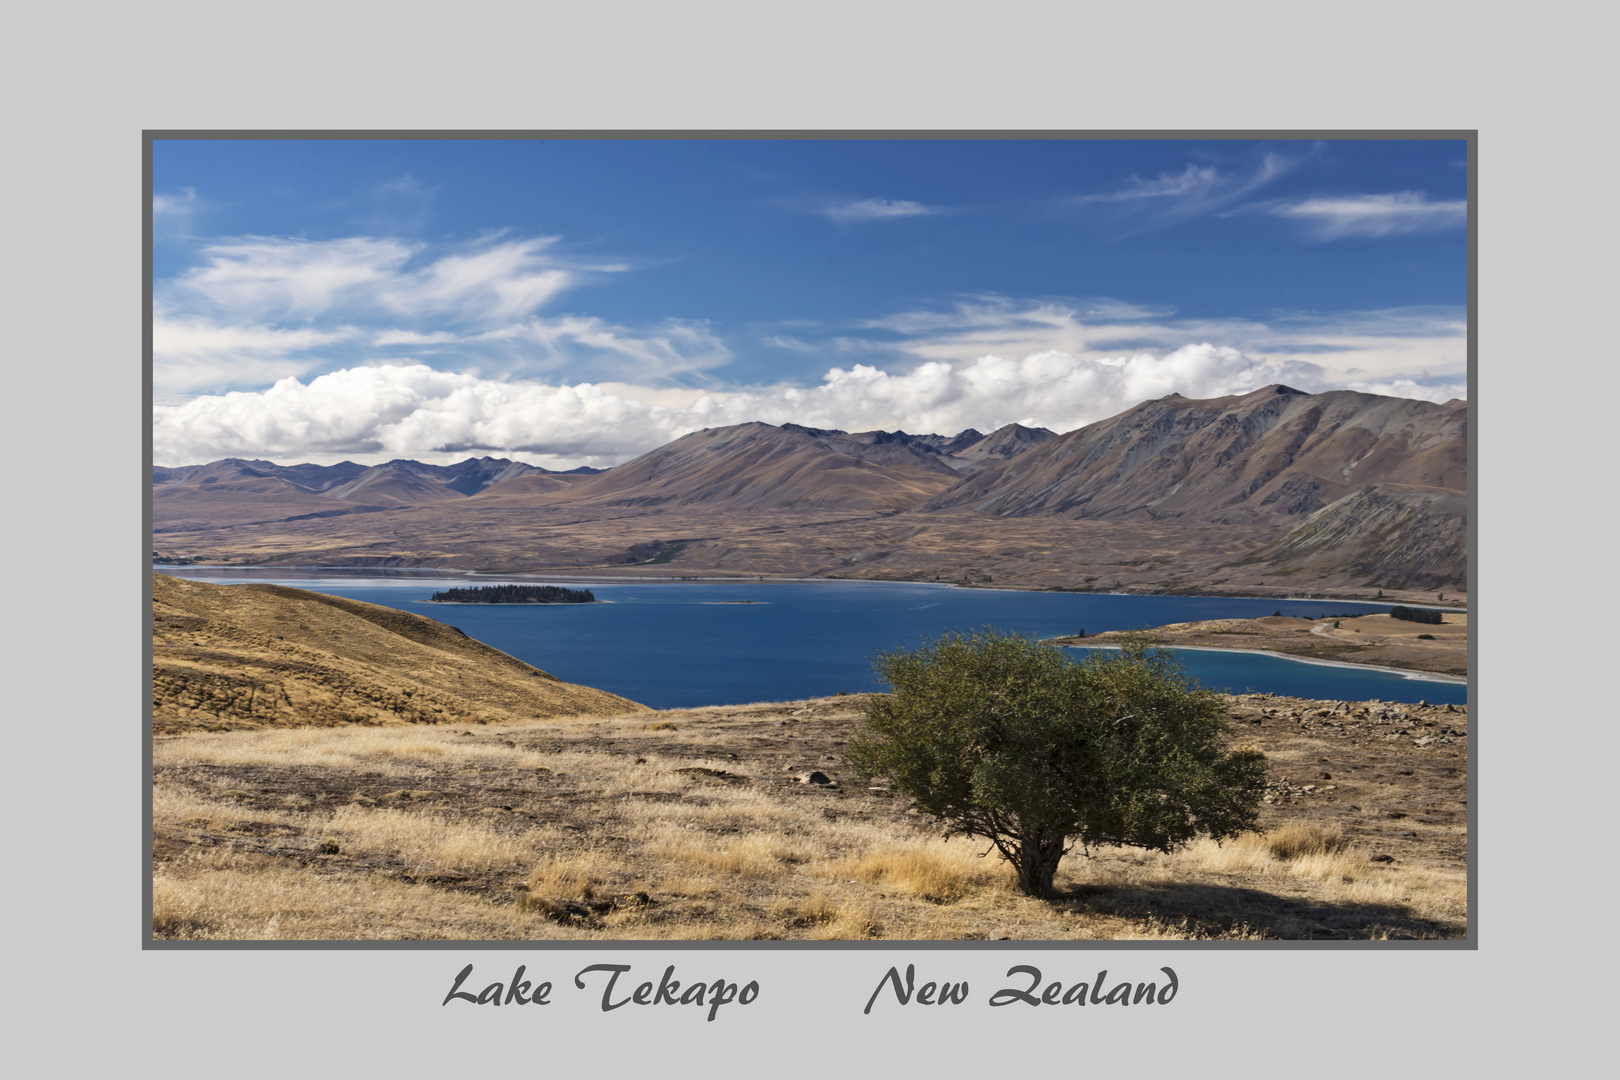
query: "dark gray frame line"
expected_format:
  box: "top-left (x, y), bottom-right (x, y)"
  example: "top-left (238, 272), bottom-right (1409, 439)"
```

top-left (143, 129), bottom-right (1477, 951)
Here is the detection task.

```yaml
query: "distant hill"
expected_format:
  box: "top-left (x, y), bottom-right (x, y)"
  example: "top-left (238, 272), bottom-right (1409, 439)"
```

top-left (950, 423), bottom-right (1059, 470)
top-left (151, 573), bottom-right (646, 733)
top-left (152, 455), bottom-right (600, 529)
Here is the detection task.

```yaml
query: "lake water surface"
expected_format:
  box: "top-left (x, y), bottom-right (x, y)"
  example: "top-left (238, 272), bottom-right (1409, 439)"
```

top-left (158, 568), bottom-right (1467, 708)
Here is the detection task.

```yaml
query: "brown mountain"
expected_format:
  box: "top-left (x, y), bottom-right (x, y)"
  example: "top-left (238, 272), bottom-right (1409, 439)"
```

top-left (152, 573), bottom-right (646, 733)
top-left (1230, 485), bottom-right (1468, 590)
top-left (950, 422), bottom-right (1058, 470)
top-left (152, 455), bottom-right (598, 531)
top-left (921, 385), bottom-right (1465, 525)
top-left (148, 388), bottom-right (1467, 600)
top-left (153, 460), bottom-right (358, 528)
top-left (321, 462), bottom-right (470, 506)
top-left (555, 421), bottom-right (964, 512)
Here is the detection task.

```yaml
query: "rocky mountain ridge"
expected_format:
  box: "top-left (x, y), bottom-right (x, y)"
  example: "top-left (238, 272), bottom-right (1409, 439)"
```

top-left (150, 387), bottom-right (1468, 597)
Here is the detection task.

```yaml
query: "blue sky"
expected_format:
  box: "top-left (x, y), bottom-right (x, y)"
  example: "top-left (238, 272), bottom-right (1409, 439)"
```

top-left (152, 137), bottom-right (1467, 468)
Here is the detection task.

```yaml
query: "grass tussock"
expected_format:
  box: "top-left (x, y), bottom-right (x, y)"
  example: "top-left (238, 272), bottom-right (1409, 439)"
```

top-left (651, 833), bottom-right (811, 879)
top-left (526, 850), bottom-right (616, 901)
top-left (1263, 822), bottom-right (1347, 860)
top-left (828, 836), bottom-right (1009, 902)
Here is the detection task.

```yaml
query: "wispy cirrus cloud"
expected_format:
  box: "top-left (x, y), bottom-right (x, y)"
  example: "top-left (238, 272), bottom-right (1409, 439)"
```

top-left (1256, 192), bottom-right (1467, 239)
top-left (168, 234), bottom-right (595, 323)
top-left (153, 187), bottom-right (199, 216)
top-left (373, 174), bottom-right (435, 201)
top-left (860, 293), bottom-right (1465, 391)
top-left (1058, 152), bottom-right (1305, 228)
top-left (153, 230), bottom-right (725, 400)
top-left (809, 196), bottom-right (944, 224)
top-left (151, 317), bottom-right (360, 397)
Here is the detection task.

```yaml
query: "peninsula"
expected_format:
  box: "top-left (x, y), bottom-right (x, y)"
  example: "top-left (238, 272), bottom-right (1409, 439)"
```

top-left (1050, 611), bottom-right (1467, 679)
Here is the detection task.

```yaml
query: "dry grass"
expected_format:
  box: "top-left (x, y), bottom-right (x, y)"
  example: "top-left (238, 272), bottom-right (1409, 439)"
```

top-left (1263, 822), bottom-right (1347, 860)
top-left (323, 805), bottom-right (553, 872)
top-left (827, 836), bottom-right (1010, 902)
top-left (153, 692), bottom-right (1468, 941)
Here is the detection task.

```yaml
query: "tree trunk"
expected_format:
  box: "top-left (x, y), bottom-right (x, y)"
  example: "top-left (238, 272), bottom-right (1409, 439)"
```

top-left (1013, 835), bottom-right (1065, 899)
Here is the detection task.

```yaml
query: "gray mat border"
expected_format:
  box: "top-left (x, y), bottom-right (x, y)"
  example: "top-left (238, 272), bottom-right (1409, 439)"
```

top-left (144, 129), bottom-right (1476, 951)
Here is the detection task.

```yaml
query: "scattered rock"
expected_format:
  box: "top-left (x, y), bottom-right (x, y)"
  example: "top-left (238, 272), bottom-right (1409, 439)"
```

top-left (1369, 853), bottom-right (1396, 863)
top-left (796, 770), bottom-right (835, 786)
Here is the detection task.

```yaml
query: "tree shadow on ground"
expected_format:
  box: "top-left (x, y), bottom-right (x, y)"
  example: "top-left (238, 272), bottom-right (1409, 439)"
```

top-left (1050, 880), bottom-right (1462, 940)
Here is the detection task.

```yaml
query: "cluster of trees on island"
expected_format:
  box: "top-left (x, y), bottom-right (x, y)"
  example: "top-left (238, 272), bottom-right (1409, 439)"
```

top-left (428, 584), bottom-right (596, 604)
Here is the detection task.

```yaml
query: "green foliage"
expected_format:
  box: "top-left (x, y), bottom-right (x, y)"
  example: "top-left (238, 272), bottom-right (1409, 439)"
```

top-left (845, 630), bottom-right (1268, 898)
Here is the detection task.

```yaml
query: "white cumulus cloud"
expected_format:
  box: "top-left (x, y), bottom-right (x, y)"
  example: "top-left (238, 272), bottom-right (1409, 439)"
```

top-left (152, 341), bottom-right (1460, 468)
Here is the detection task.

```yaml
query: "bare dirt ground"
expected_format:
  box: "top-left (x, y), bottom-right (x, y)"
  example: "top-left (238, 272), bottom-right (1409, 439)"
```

top-left (152, 692), bottom-right (1468, 942)
top-left (1053, 613), bottom-right (1469, 678)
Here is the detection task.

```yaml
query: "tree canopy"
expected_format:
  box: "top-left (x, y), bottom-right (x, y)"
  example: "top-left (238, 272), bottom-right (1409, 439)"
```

top-left (846, 630), bottom-right (1268, 898)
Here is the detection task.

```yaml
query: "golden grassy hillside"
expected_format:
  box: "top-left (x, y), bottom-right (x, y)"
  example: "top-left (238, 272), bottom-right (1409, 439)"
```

top-left (152, 573), bottom-right (647, 734)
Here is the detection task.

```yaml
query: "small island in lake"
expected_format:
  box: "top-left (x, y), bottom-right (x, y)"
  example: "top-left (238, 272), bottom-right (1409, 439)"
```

top-left (427, 584), bottom-right (596, 604)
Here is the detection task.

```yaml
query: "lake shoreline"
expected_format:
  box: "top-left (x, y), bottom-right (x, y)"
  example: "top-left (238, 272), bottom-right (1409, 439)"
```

top-left (155, 569), bottom-right (1467, 706)
top-left (1054, 641), bottom-right (1467, 685)
top-left (1047, 612), bottom-right (1468, 682)
top-left (155, 563), bottom-right (1467, 613)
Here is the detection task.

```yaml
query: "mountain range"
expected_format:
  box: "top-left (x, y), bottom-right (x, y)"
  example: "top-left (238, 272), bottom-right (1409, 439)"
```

top-left (151, 386), bottom-right (1468, 599)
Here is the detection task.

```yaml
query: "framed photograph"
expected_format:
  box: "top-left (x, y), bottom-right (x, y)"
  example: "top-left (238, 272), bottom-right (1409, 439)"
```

top-left (149, 135), bottom-right (1471, 954)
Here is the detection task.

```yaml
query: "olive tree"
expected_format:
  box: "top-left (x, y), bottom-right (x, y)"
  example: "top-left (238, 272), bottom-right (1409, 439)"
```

top-left (846, 629), bottom-right (1268, 899)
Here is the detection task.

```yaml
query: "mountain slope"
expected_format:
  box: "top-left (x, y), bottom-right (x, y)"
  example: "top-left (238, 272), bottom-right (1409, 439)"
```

top-left (152, 573), bottom-right (647, 733)
top-left (1227, 485), bottom-right (1468, 590)
top-left (921, 385), bottom-right (1465, 525)
top-left (558, 422), bottom-right (964, 512)
top-left (951, 422), bottom-right (1058, 470)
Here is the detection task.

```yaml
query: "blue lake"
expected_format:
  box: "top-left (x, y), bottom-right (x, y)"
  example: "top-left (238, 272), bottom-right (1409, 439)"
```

top-left (158, 569), bottom-right (1467, 708)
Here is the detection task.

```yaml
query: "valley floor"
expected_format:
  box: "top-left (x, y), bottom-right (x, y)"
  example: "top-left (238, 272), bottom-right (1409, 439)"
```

top-left (152, 692), bottom-right (1468, 942)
